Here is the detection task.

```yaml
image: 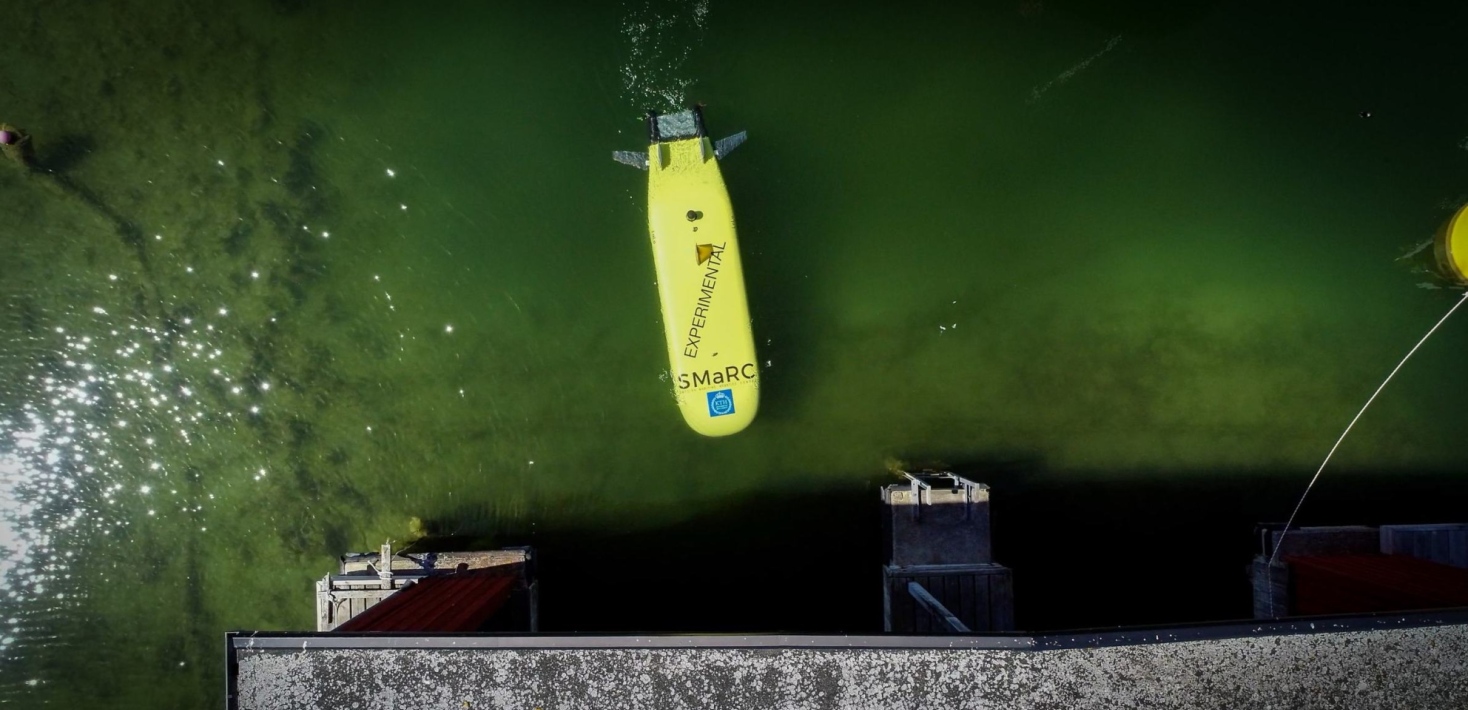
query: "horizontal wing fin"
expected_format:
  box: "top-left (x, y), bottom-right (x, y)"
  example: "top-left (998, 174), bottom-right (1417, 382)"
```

top-left (713, 131), bottom-right (747, 159)
top-left (612, 150), bottom-right (649, 170)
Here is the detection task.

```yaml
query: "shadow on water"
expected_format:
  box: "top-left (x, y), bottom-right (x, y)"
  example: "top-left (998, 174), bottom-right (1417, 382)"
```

top-left (38, 133), bottom-right (96, 174)
top-left (733, 152), bottom-right (828, 424)
top-left (429, 466), bottom-right (1468, 634)
top-left (432, 482), bottom-right (888, 634)
top-left (993, 467), bottom-right (1468, 631)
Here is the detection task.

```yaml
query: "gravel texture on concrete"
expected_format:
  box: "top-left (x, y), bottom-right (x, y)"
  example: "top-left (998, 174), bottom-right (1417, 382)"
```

top-left (232, 617), bottom-right (1468, 709)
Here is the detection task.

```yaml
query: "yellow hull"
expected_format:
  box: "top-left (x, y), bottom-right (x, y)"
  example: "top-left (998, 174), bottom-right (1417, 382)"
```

top-left (1437, 203), bottom-right (1468, 285)
top-left (647, 136), bottom-right (759, 436)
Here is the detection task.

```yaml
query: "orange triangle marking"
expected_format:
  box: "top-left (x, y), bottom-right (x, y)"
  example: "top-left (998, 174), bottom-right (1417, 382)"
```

top-left (696, 244), bottom-right (714, 265)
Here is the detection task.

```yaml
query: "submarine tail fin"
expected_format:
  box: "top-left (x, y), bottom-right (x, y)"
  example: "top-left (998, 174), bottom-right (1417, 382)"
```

top-left (713, 131), bottom-right (747, 159)
top-left (612, 150), bottom-right (649, 170)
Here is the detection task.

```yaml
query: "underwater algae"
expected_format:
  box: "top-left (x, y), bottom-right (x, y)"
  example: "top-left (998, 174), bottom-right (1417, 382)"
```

top-left (0, 2), bottom-right (416, 705)
top-left (2, 0), bottom-right (1468, 707)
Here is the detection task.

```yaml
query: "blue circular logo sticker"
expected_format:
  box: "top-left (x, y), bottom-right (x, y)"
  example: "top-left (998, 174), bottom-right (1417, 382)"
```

top-left (707, 389), bottom-right (735, 417)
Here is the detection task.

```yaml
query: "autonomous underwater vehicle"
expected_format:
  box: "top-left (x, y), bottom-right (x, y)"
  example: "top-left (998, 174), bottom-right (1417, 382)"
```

top-left (615, 108), bottom-right (758, 436)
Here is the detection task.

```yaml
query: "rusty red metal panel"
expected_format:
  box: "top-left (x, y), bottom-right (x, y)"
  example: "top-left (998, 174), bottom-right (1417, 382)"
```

top-left (1287, 554), bottom-right (1468, 616)
top-left (335, 571), bottom-right (517, 632)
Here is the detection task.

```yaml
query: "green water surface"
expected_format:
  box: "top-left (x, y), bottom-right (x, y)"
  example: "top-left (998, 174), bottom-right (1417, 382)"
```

top-left (3, 1), bottom-right (1468, 706)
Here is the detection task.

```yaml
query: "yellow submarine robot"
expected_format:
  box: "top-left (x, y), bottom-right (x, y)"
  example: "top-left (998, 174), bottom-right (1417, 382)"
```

top-left (614, 108), bottom-right (758, 436)
top-left (1437, 203), bottom-right (1468, 286)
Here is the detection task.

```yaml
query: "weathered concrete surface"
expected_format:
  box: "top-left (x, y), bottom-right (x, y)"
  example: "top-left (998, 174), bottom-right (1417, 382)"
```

top-left (232, 619), bottom-right (1468, 709)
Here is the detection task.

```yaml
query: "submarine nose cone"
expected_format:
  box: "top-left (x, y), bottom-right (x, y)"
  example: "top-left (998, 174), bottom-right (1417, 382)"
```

top-left (1437, 203), bottom-right (1468, 285)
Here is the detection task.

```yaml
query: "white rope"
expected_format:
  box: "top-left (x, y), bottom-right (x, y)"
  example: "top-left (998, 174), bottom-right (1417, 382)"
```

top-left (1268, 290), bottom-right (1468, 567)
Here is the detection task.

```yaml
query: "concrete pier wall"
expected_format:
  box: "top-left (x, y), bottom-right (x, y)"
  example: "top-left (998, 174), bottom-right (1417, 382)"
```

top-left (230, 611), bottom-right (1468, 709)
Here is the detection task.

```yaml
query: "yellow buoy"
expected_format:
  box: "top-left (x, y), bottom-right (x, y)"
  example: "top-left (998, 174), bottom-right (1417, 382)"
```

top-left (614, 108), bottom-right (759, 436)
top-left (1436, 202), bottom-right (1468, 285)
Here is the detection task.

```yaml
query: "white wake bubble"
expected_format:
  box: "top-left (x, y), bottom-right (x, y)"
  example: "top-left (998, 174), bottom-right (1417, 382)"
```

top-left (619, 0), bottom-right (713, 111)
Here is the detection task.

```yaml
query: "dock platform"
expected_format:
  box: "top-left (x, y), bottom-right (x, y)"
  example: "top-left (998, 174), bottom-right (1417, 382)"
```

top-left (315, 543), bottom-right (535, 632)
top-left (1252, 523), bottom-right (1468, 618)
top-left (882, 471), bottom-right (1013, 632)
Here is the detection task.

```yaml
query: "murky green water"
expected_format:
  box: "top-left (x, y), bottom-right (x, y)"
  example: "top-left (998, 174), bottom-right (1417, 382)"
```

top-left (4, 0), bottom-right (1468, 705)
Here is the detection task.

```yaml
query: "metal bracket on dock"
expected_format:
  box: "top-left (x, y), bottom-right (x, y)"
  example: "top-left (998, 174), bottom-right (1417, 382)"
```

top-left (377, 541), bottom-right (394, 589)
top-left (907, 581), bottom-right (971, 633)
top-left (902, 471), bottom-right (979, 521)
